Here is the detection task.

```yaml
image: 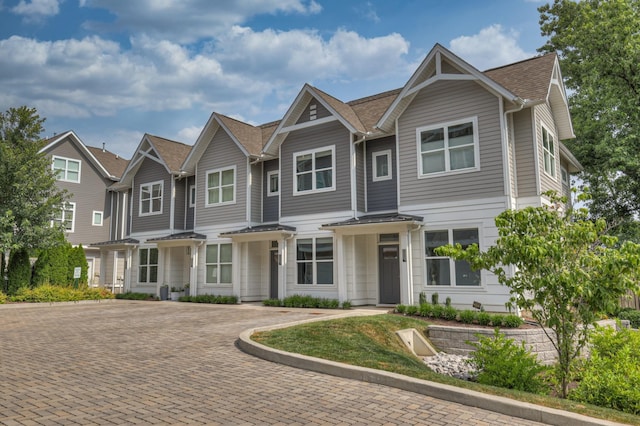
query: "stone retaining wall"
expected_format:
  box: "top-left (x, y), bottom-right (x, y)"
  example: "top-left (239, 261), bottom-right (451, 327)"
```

top-left (426, 325), bottom-right (558, 364)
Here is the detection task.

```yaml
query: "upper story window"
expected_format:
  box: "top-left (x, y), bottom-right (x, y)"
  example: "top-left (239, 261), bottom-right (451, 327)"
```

top-left (139, 181), bottom-right (163, 216)
top-left (206, 166), bottom-right (236, 206)
top-left (561, 166), bottom-right (569, 186)
top-left (53, 202), bottom-right (75, 232)
top-left (294, 146), bottom-right (335, 195)
top-left (189, 184), bottom-right (196, 207)
top-left (542, 126), bottom-right (556, 178)
top-left (92, 210), bottom-right (103, 226)
top-left (372, 150), bottom-right (392, 182)
top-left (52, 156), bottom-right (81, 183)
top-left (267, 170), bottom-right (279, 196)
top-left (417, 118), bottom-right (479, 177)
top-left (425, 228), bottom-right (480, 286)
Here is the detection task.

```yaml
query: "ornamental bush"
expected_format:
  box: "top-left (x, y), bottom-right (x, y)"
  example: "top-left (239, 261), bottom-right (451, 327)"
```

top-left (618, 309), bottom-right (640, 329)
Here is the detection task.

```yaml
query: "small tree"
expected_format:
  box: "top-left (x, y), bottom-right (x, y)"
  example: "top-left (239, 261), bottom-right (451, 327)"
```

top-left (67, 245), bottom-right (88, 286)
top-left (7, 248), bottom-right (31, 294)
top-left (32, 241), bottom-right (71, 286)
top-left (437, 193), bottom-right (640, 398)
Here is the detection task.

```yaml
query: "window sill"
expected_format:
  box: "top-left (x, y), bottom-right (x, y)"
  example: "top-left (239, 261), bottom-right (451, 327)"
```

top-left (292, 187), bottom-right (336, 197)
top-left (418, 166), bottom-right (480, 179)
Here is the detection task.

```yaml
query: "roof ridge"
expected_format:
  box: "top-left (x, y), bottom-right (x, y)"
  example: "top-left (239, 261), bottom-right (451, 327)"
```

top-left (483, 52), bottom-right (556, 73)
top-left (347, 88), bottom-right (402, 106)
top-left (146, 133), bottom-right (190, 147)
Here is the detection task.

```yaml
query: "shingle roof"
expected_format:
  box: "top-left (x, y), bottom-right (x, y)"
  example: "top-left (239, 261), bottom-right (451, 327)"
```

top-left (348, 88), bottom-right (402, 133)
top-left (484, 53), bottom-right (557, 102)
top-left (311, 85), bottom-right (366, 133)
top-left (217, 114), bottom-right (263, 156)
top-left (145, 134), bottom-right (192, 172)
top-left (86, 146), bottom-right (129, 179)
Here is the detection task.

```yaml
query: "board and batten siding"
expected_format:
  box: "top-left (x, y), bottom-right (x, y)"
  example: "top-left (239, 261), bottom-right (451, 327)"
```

top-left (262, 159), bottom-right (279, 222)
top-left (251, 163), bottom-right (262, 223)
top-left (535, 103), bottom-right (563, 195)
top-left (131, 157), bottom-right (171, 233)
top-left (173, 177), bottom-right (187, 231)
top-left (48, 139), bottom-right (112, 246)
top-left (513, 109), bottom-right (537, 197)
top-left (280, 121), bottom-right (352, 217)
top-left (195, 128), bottom-right (247, 227)
top-left (185, 175), bottom-right (195, 230)
top-left (295, 99), bottom-right (332, 125)
top-left (366, 136), bottom-right (397, 212)
top-left (397, 80), bottom-right (505, 206)
top-left (355, 142), bottom-right (365, 212)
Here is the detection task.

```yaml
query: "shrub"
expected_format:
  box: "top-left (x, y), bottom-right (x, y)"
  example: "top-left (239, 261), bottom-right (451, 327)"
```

top-left (441, 305), bottom-right (458, 321)
top-left (477, 311), bottom-right (492, 326)
top-left (116, 292), bottom-right (156, 300)
top-left (418, 302), bottom-right (433, 317)
top-left (395, 304), bottom-right (407, 314)
top-left (431, 292), bottom-right (439, 305)
top-left (262, 298), bottom-right (282, 307)
top-left (405, 305), bottom-right (418, 316)
top-left (8, 284), bottom-right (113, 303)
top-left (7, 249), bottom-right (31, 295)
top-left (418, 292), bottom-right (427, 304)
top-left (180, 294), bottom-right (238, 304)
top-left (503, 314), bottom-right (524, 328)
top-left (618, 309), bottom-right (640, 329)
top-left (445, 297), bottom-right (452, 307)
top-left (467, 328), bottom-right (547, 393)
top-left (431, 304), bottom-right (444, 319)
top-left (261, 295), bottom-right (342, 309)
top-left (570, 326), bottom-right (640, 414)
top-left (459, 309), bottom-right (477, 324)
top-left (341, 300), bottom-right (352, 309)
top-left (490, 314), bottom-right (505, 327)
top-left (0, 291), bottom-right (6, 304)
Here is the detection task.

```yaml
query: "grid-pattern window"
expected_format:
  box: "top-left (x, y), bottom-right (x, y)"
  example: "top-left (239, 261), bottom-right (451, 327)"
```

top-left (140, 181), bottom-right (163, 215)
top-left (139, 248), bottom-right (158, 284)
top-left (52, 156), bottom-right (81, 183)
top-left (206, 243), bottom-right (232, 284)
top-left (296, 237), bottom-right (334, 285)
top-left (425, 228), bottom-right (480, 286)
top-left (294, 146), bottom-right (335, 194)
top-left (207, 167), bottom-right (235, 205)
top-left (53, 202), bottom-right (76, 232)
top-left (542, 126), bottom-right (556, 178)
top-left (418, 118), bottom-right (478, 176)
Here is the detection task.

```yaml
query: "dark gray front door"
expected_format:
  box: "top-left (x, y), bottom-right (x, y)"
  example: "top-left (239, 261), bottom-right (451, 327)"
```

top-left (379, 245), bottom-right (400, 304)
top-left (269, 249), bottom-right (278, 299)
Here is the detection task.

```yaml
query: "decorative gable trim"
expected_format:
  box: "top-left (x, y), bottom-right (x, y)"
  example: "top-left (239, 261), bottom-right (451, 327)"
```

top-left (39, 130), bottom-right (114, 180)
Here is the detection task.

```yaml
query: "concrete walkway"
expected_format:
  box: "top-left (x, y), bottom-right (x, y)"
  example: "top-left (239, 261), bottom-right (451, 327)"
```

top-left (0, 301), bottom-right (620, 425)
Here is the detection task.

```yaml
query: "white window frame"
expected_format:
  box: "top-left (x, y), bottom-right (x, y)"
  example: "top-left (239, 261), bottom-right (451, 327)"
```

top-left (424, 227), bottom-right (482, 287)
top-left (561, 166), bottom-right (569, 186)
top-left (53, 201), bottom-right (76, 232)
top-left (293, 145), bottom-right (336, 195)
top-left (416, 117), bottom-right (480, 178)
top-left (267, 170), bottom-right (279, 197)
top-left (372, 149), bottom-right (392, 182)
top-left (92, 210), bottom-right (103, 226)
top-left (542, 125), bottom-right (557, 179)
top-left (138, 247), bottom-right (158, 284)
top-left (295, 237), bottom-right (334, 286)
top-left (52, 156), bottom-right (81, 183)
top-left (189, 184), bottom-right (196, 207)
top-left (205, 243), bottom-right (233, 285)
top-left (139, 180), bottom-right (164, 216)
top-left (206, 166), bottom-right (236, 206)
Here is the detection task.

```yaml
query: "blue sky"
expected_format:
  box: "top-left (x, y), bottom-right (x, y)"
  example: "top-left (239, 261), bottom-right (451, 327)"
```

top-left (0, 0), bottom-right (548, 158)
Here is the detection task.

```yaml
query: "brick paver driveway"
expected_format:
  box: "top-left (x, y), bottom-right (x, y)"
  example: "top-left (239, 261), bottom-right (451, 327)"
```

top-left (0, 301), bottom-right (545, 425)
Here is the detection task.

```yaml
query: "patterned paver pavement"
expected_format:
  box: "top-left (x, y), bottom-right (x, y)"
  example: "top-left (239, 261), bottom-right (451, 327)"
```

top-left (0, 301), bottom-right (546, 425)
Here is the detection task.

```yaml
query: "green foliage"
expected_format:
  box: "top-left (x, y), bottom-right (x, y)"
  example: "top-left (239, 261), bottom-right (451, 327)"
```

top-left (0, 291), bottom-right (6, 304)
top-left (431, 304), bottom-right (444, 319)
top-left (437, 194), bottom-right (640, 397)
top-left (431, 292), bottom-right (439, 305)
top-left (477, 311), bottom-right (492, 326)
top-left (538, 0), bottom-right (640, 234)
top-left (115, 292), bottom-right (157, 300)
top-left (340, 300), bottom-right (352, 309)
top-left (468, 329), bottom-right (548, 394)
top-left (503, 314), bottom-right (524, 328)
top-left (179, 294), bottom-right (238, 304)
top-left (459, 309), bottom-right (477, 324)
top-left (67, 245), bottom-right (88, 285)
top-left (490, 314), bottom-right (504, 327)
top-left (419, 302), bottom-right (433, 317)
top-left (9, 284), bottom-right (113, 302)
top-left (445, 296), bottom-right (451, 307)
top-left (441, 305), bottom-right (458, 321)
top-left (570, 326), bottom-right (640, 414)
top-left (405, 305), bottom-right (418, 316)
top-left (262, 298), bottom-right (281, 307)
top-left (418, 291), bottom-right (427, 304)
top-left (394, 304), bottom-right (406, 314)
top-left (618, 309), bottom-right (640, 329)
top-left (33, 241), bottom-right (71, 286)
top-left (7, 248), bottom-right (30, 295)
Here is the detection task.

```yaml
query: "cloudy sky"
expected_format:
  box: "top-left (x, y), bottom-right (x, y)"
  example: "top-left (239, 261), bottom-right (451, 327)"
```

top-left (0, 0), bottom-right (549, 157)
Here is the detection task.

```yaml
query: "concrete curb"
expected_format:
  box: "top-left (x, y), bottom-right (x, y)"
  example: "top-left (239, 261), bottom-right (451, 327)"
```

top-left (237, 312), bottom-right (627, 426)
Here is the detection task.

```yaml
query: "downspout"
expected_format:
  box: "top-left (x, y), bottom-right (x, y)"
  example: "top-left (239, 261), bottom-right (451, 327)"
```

top-left (503, 98), bottom-right (527, 210)
top-left (352, 132), bottom-right (370, 220)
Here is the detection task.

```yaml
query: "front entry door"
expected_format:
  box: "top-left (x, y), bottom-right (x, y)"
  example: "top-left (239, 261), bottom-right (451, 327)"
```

top-left (269, 247), bottom-right (278, 299)
top-left (379, 245), bottom-right (400, 304)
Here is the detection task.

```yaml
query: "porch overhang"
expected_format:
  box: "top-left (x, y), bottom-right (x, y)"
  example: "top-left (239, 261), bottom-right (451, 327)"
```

top-left (220, 224), bottom-right (296, 242)
top-left (90, 238), bottom-right (140, 250)
top-left (146, 231), bottom-right (207, 247)
top-left (321, 213), bottom-right (423, 235)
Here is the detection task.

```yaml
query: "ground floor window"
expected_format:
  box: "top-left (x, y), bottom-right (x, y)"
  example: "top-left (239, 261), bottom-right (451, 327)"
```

top-left (139, 248), bottom-right (158, 283)
top-left (425, 228), bottom-right (480, 286)
top-left (296, 237), bottom-right (333, 285)
top-left (206, 243), bottom-right (232, 284)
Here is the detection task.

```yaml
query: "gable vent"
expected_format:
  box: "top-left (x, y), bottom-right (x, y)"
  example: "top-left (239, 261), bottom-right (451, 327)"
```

top-left (309, 104), bottom-right (317, 121)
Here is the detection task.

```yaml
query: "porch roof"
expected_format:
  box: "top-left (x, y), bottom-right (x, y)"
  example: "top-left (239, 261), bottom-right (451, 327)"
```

top-left (322, 213), bottom-right (423, 228)
top-left (220, 224), bottom-right (296, 236)
top-left (90, 238), bottom-right (140, 248)
top-left (147, 231), bottom-right (207, 243)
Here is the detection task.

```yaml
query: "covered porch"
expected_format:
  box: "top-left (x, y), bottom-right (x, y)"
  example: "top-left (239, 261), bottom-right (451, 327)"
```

top-left (90, 238), bottom-right (139, 294)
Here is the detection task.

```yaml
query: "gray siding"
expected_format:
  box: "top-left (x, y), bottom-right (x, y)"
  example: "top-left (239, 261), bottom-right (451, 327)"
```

top-left (366, 136), bottom-right (397, 212)
top-left (131, 157), bottom-right (171, 233)
top-left (536, 104), bottom-right (563, 195)
top-left (174, 176), bottom-right (187, 231)
top-left (296, 99), bottom-right (331, 124)
top-left (195, 129), bottom-right (247, 226)
top-left (262, 159), bottom-right (279, 223)
top-left (185, 175), bottom-right (195, 230)
top-left (109, 191), bottom-right (128, 240)
top-left (356, 142), bottom-right (365, 212)
top-left (251, 163), bottom-right (262, 223)
top-left (397, 80), bottom-right (505, 205)
top-left (513, 109), bottom-right (537, 197)
top-left (47, 139), bottom-right (112, 246)
top-left (280, 121), bottom-right (352, 217)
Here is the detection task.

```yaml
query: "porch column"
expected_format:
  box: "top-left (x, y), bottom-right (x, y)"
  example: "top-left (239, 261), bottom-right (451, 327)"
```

top-left (124, 247), bottom-right (133, 293)
top-left (336, 234), bottom-right (347, 303)
top-left (190, 242), bottom-right (198, 296)
top-left (232, 242), bottom-right (241, 302)
top-left (279, 237), bottom-right (287, 300)
top-left (157, 246), bottom-right (166, 296)
top-left (99, 249), bottom-right (107, 287)
top-left (399, 231), bottom-right (412, 305)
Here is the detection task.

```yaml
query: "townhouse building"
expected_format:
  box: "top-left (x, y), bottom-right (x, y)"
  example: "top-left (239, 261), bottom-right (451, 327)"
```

top-left (93, 44), bottom-right (580, 311)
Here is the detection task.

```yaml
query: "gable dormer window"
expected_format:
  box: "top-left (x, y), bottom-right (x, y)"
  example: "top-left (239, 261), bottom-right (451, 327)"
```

top-left (293, 146), bottom-right (335, 195)
top-left (52, 156), bottom-right (81, 183)
top-left (542, 126), bottom-right (556, 179)
top-left (309, 104), bottom-right (317, 121)
top-left (139, 181), bottom-right (163, 216)
top-left (417, 117), bottom-right (479, 177)
top-left (206, 166), bottom-right (236, 206)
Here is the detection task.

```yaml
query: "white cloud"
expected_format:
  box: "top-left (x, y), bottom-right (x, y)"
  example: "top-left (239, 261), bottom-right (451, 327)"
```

top-left (176, 125), bottom-right (203, 145)
top-left (12, 0), bottom-right (60, 19)
top-left (449, 24), bottom-right (533, 70)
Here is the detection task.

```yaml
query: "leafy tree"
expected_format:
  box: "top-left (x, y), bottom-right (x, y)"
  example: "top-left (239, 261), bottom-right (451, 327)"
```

top-left (437, 194), bottom-right (640, 398)
top-left (67, 245), bottom-right (88, 286)
top-left (538, 0), bottom-right (640, 238)
top-left (0, 106), bottom-right (68, 278)
top-left (32, 242), bottom-right (71, 286)
top-left (7, 248), bottom-right (31, 294)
